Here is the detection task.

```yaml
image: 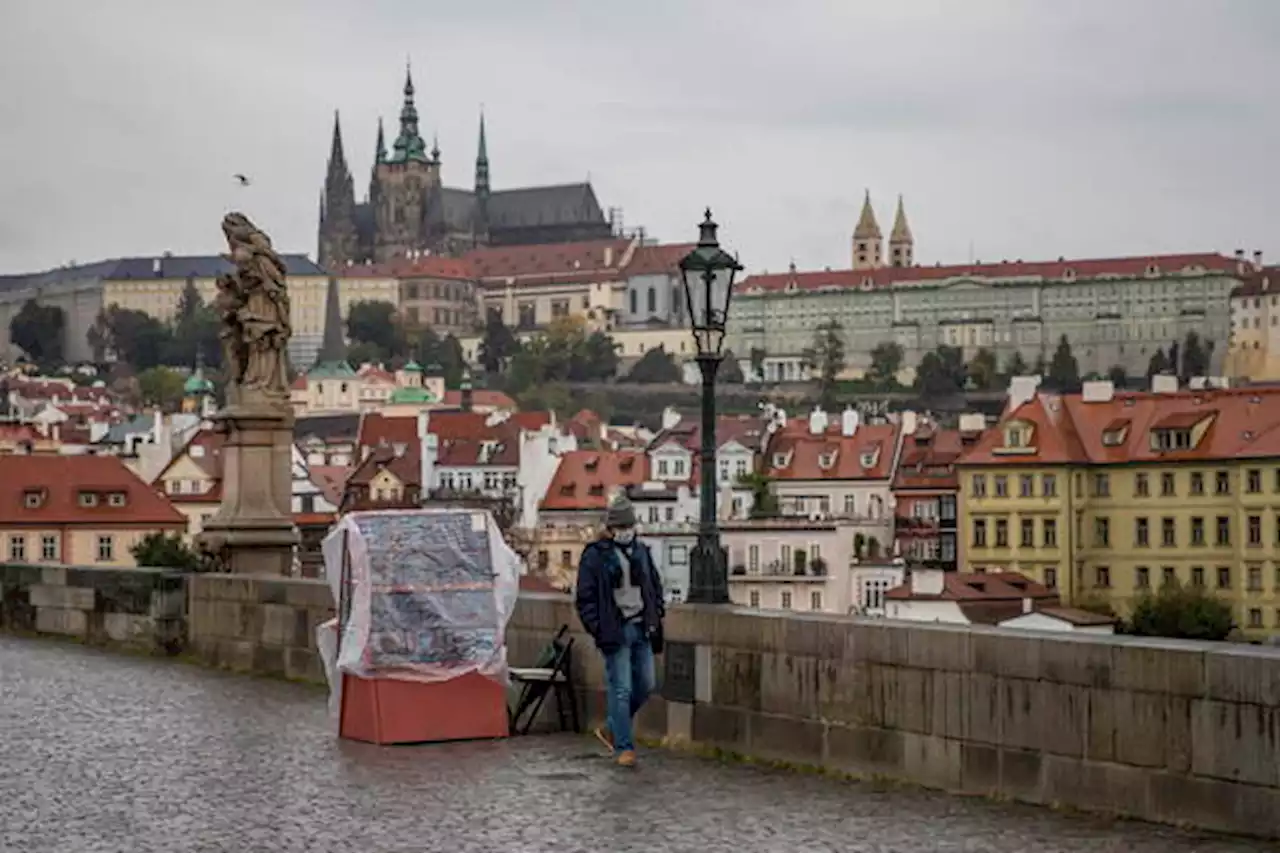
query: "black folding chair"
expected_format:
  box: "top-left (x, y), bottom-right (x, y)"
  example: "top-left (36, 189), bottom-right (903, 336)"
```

top-left (508, 624), bottom-right (580, 735)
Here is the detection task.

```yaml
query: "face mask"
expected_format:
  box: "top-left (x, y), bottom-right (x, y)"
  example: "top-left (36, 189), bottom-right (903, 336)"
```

top-left (613, 528), bottom-right (635, 545)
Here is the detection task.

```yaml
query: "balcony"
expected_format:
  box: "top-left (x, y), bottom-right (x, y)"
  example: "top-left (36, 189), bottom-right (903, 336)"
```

top-left (731, 557), bottom-right (829, 580)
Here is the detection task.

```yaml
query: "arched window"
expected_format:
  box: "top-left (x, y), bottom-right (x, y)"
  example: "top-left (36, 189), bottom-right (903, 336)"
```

top-left (629, 289), bottom-right (638, 315)
top-left (647, 286), bottom-right (657, 313)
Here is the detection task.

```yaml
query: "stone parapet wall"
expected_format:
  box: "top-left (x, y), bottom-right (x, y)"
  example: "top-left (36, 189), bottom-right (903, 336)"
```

top-left (0, 562), bottom-right (185, 654)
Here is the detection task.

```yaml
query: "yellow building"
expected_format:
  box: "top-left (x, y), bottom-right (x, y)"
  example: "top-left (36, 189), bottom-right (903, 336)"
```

top-left (958, 380), bottom-right (1280, 637)
top-left (0, 455), bottom-right (186, 566)
top-left (1225, 263), bottom-right (1280, 382)
top-left (151, 429), bottom-right (222, 539)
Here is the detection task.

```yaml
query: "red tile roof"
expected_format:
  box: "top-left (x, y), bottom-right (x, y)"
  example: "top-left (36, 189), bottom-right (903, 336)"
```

top-left (1229, 265), bottom-right (1279, 299)
top-left (346, 444), bottom-right (421, 488)
top-left (436, 437), bottom-right (520, 467)
top-left (153, 429), bottom-right (224, 482)
top-left (540, 450), bottom-right (648, 511)
top-left (443, 389), bottom-right (516, 410)
top-left (308, 466), bottom-right (349, 507)
top-left (466, 238), bottom-right (631, 282)
top-left (651, 414), bottom-right (769, 455)
top-left (740, 253), bottom-right (1241, 295)
top-left (426, 410), bottom-right (550, 441)
top-left (893, 426), bottom-right (979, 491)
top-left (885, 571), bottom-right (1055, 602)
top-left (357, 412), bottom-right (419, 450)
top-left (0, 455), bottom-right (186, 527)
top-left (343, 255), bottom-right (476, 280)
top-left (764, 421), bottom-right (899, 481)
top-left (625, 243), bottom-right (695, 276)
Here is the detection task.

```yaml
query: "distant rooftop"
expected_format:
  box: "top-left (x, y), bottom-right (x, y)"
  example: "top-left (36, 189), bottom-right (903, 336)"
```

top-left (0, 253), bottom-right (326, 292)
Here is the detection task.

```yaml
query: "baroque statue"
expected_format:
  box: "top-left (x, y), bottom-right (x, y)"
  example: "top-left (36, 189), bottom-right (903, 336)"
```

top-left (215, 212), bottom-right (292, 404)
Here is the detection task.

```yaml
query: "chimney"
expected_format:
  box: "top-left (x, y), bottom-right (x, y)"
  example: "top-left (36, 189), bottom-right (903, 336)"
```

top-left (1007, 375), bottom-right (1042, 412)
top-left (841, 405), bottom-right (858, 437)
top-left (899, 409), bottom-right (918, 438)
top-left (808, 406), bottom-right (828, 435)
top-left (1081, 379), bottom-right (1115, 403)
top-left (958, 412), bottom-right (986, 433)
top-left (1151, 374), bottom-right (1179, 394)
top-left (1254, 250), bottom-right (1264, 269)
top-left (1235, 249), bottom-right (1245, 261)
top-left (152, 258), bottom-right (162, 275)
top-left (603, 246), bottom-right (614, 267)
top-left (910, 567), bottom-right (945, 596)
top-left (1022, 596), bottom-right (1033, 614)
top-left (661, 406), bottom-right (682, 431)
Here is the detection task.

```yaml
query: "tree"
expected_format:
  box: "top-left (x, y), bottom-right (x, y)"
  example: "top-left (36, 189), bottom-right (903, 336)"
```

top-left (10, 299), bottom-right (66, 366)
top-left (1004, 351), bottom-right (1030, 378)
top-left (866, 341), bottom-right (904, 389)
top-left (478, 314), bottom-right (519, 374)
top-left (1125, 581), bottom-right (1233, 641)
top-left (166, 279), bottom-right (221, 369)
top-left (345, 340), bottom-right (383, 367)
top-left (624, 346), bottom-right (682, 384)
top-left (515, 382), bottom-right (573, 418)
top-left (738, 472), bottom-right (778, 519)
top-left (1107, 365), bottom-right (1128, 389)
top-left (720, 350), bottom-right (745, 384)
top-left (437, 335), bottom-right (466, 387)
top-left (1045, 335), bottom-right (1081, 393)
top-left (1145, 348), bottom-right (1169, 379)
top-left (136, 366), bottom-right (187, 410)
top-left (1180, 331), bottom-right (1209, 382)
top-left (87, 309), bottom-right (111, 363)
top-left (805, 321), bottom-right (845, 409)
top-left (966, 347), bottom-right (999, 390)
top-left (130, 532), bottom-right (207, 572)
top-left (1032, 354), bottom-right (1048, 376)
top-left (103, 307), bottom-right (172, 370)
top-left (749, 347), bottom-right (766, 382)
top-left (574, 331), bottom-right (621, 381)
top-left (346, 299), bottom-right (402, 360)
top-left (915, 345), bottom-right (965, 396)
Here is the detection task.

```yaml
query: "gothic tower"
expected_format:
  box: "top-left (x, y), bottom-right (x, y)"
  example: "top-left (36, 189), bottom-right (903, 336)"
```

top-left (373, 63), bottom-right (442, 263)
top-left (852, 190), bottom-right (882, 271)
top-left (318, 111), bottom-right (358, 269)
top-left (473, 111), bottom-right (490, 246)
top-left (369, 117), bottom-right (386, 210)
top-left (888, 194), bottom-right (914, 268)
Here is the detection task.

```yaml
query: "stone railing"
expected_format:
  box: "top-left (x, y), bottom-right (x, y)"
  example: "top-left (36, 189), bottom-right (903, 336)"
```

top-left (2, 563), bottom-right (1279, 838)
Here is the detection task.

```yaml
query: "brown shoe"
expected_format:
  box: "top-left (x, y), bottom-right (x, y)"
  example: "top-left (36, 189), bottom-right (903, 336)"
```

top-left (616, 750), bottom-right (637, 767)
top-left (593, 726), bottom-right (614, 753)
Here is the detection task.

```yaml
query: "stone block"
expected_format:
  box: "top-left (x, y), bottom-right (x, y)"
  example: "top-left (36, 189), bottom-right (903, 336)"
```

top-left (216, 638), bottom-right (256, 673)
top-left (928, 670), bottom-right (966, 740)
top-left (1084, 688), bottom-right (1115, 762)
top-left (254, 644), bottom-right (286, 678)
top-left (1041, 754), bottom-right (1150, 818)
top-left (260, 603), bottom-right (305, 648)
top-left (0, 582), bottom-right (35, 631)
top-left (27, 584), bottom-right (94, 611)
top-left (1112, 639), bottom-right (1207, 697)
top-left (510, 593), bottom-right (572, 632)
top-left (707, 608), bottom-right (785, 654)
top-left (93, 574), bottom-right (155, 615)
top-left (748, 711), bottom-right (825, 765)
top-left (635, 695), bottom-right (667, 740)
top-left (1205, 646), bottom-right (1280, 706)
top-left (998, 747), bottom-right (1043, 802)
top-left (193, 575), bottom-right (259, 604)
top-left (1036, 681), bottom-right (1086, 758)
top-left (284, 646), bottom-right (325, 684)
top-left (1112, 691), bottom-right (1168, 768)
top-left (691, 703), bottom-right (748, 750)
top-left (1038, 634), bottom-right (1112, 688)
top-left (782, 614), bottom-right (846, 659)
top-left (887, 666), bottom-right (933, 735)
top-left (901, 731), bottom-right (961, 790)
top-left (826, 724), bottom-right (903, 778)
top-left (1148, 772), bottom-right (1280, 839)
top-left (759, 653), bottom-right (819, 718)
top-left (285, 579), bottom-right (334, 611)
top-left (149, 588), bottom-right (185, 620)
top-left (666, 700), bottom-right (693, 743)
top-left (710, 647), bottom-right (762, 711)
top-left (965, 672), bottom-right (1002, 745)
top-left (959, 742), bottom-right (999, 795)
top-left (35, 606), bottom-right (87, 637)
top-left (1190, 698), bottom-right (1279, 787)
top-left (972, 630), bottom-right (1040, 680)
top-left (817, 660), bottom-right (869, 727)
top-left (1164, 696), bottom-right (1192, 774)
top-left (103, 612), bottom-right (151, 645)
top-left (40, 566), bottom-right (66, 587)
top-left (848, 622), bottom-right (910, 666)
top-left (906, 624), bottom-right (972, 672)
top-left (210, 600), bottom-right (250, 640)
top-left (257, 580), bottom-right (289, 604)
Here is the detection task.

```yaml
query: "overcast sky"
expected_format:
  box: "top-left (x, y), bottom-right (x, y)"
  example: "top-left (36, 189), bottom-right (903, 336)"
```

top-left (2, 0), bottom-right (1278, 276)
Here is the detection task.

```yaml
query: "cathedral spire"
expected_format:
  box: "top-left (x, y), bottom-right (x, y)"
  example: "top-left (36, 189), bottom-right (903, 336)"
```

top-left (374, 117), bottom-right (386, 164)
top-left (475, 111), bottom-right (490, 194)
top-left (888, 194), bottom-right (914, 268)
top-left (853, 189), bottom-right (881, 239)
top-left (389, 63), bottom-right (428, 163)
top-left (315, 275), bottom-right (349, 367)
top-left (852, 189), bottom-right (883, 271)
top-left (327, 110), bottom-right (350, 177)
top-left (890, 194), bottom-right (912, 242)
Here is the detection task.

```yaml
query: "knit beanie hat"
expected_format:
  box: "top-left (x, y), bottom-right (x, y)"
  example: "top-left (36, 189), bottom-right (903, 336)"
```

top-left (605, 491), bottom-right (637, 528)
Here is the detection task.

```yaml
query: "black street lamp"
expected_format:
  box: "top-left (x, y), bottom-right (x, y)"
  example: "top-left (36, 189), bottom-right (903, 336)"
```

top-left (678, 209), bottom-right (743, 604)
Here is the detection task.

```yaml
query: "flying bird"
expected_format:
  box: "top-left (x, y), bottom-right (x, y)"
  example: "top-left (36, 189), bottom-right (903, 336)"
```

top-left (233, 174), bottom-right (251, 186)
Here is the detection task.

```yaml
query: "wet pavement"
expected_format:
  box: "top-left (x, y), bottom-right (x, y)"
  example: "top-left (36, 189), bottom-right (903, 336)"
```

top-left (0, 636), bottom-right (1267, 853)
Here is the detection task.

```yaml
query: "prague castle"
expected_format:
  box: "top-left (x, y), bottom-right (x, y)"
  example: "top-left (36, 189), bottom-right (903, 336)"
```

top-left (317, 68), bottom-right (613, 268)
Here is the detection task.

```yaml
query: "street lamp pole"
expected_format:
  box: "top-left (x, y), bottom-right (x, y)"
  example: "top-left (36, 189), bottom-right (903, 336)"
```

top-left (679, 209), bottom-right (742, 605)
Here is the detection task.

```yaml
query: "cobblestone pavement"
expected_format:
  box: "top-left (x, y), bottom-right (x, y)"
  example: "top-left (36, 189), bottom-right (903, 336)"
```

top-left (0, 637), bottom-right (1267, 853)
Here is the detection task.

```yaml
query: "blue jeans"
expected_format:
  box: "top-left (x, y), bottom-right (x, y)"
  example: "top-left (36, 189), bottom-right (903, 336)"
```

top-left (603, 620), bottom-right (655, 753)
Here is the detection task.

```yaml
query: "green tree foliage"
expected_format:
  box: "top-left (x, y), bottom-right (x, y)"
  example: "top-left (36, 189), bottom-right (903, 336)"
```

top-left (748, 347), bottom-right (766, 382)
top-left (719, 350), bottom-right (745, 384)
top-left (103, 307), bottom-right (172, 370)
top-left (345, 299), bottom-right (403, 360)
top-left (1045, 335), bottom-right (1081, 392)
top-left (166, 279), bottom-right (221, 369)
top-left (130, 532), bottom-right (207, 572)
top-left (436, 335), bottom-right (467, 387)
top-left (966, 347), bottom-right (999, 390)
top-left (1179, 330), bottom-right (1210, 382)
top-left (478, 314), bottom-right (519, 374)
top-left (915, 345), bottom-right (966, 396)
top-left (505, 317), bottom-right (619, 392)
top-left (737, 471), bottom-right (779, 519)
top-left (805, 321), bottom-right (845, 409)
top-left (1004, 351), bottom-right (1029, 378)
top-left (136, 366), bottom-right (187, 410)
top-left (623, 345), bottom-right (682, 384)
top-left (1032, 354), bottom-right (1048, 376)
top-left (10, 299), bottom-right (66, 365)
top-left (1107, 365), bottom-right (1128, 389)
top-left (1146, 348), bottom-right (1169, 379)
top-left (515, 382), bottom-right (573, 418)
top-left (866, 341), bottom-right (904, 389)
top-left (345, 341), bottom-right (383, 367)
top-left (1125, 581), bottom-right (1233, 641)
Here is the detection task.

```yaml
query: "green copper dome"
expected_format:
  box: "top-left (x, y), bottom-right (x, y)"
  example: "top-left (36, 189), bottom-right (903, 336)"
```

top-left (402, 359), bottom-right (423, 373)
top-left (389, 386), bottom-right (438, 404)
top-left (184, 373), bottom-right (214, 395)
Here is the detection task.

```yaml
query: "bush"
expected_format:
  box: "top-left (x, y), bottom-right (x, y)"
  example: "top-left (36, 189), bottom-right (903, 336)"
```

top-left (1124, 581), bottom-right (1233, 641)
top-left (130, 532), bottom-right (209, 572)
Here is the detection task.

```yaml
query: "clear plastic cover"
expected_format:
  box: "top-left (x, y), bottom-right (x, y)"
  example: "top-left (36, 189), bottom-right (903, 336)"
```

top-left (316, 508), bottom-right (521, 709)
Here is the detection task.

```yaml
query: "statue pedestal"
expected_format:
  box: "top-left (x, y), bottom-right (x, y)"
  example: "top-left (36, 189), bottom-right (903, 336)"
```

top-left (198, 401), bottom-right (298, 576)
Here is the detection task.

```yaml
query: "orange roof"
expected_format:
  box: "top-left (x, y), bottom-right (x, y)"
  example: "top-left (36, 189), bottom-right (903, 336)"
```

top-left (885, 571), bottom-right (1055, 602)
top-left (426, 410), bottom-right (551, 441)
top-left (740, 253), bottom-right (1240, 295)
top-left (442, 389), bottom-right (517, 410)
top-left (540, 450), bottom-right (648, 511)
top-left (152, 429), bottom-right (224, 484)
top-left (294, 511), bottom-right (337, 527)
top-left (1230, 265), bottom-right (1278, 299)
top-left (961, 385), bottom-right (1280, 466)
top-left (467, 238), bottom-right (630, 282)
top-left (357, 412), bottom-right (419, 450)
top-left (0, 455), bottom-right (186, 527)
top-left (893, 426), bottom-right (981, 491)
top-left (625, 243), bottom-right (695, 276)
top-left (344, 255), bottom-right (476, 280)
top-left (764, 421), bottom-right (899, 481)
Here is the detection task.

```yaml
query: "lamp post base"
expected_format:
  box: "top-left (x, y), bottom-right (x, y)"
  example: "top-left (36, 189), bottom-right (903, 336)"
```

top-left (685, 538), bottom-right (730, 604)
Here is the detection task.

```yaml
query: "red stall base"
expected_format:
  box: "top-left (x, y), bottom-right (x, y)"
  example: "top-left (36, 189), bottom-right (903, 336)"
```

top-left (339, 671), bottom-right (509, 745)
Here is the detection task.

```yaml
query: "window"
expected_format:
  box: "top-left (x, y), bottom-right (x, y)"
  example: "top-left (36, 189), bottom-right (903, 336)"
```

top-left (1217, 566), bottom-right (1232, 589)
top-left (1042, 474), bottom-right (1057, 497)
top-left (810, 591), bottom-right (823, 611)
top-left (1247, 565), bottom-right (1263, 591)
top-left (23, 490), bottom-right (43, 509)
top-left (749, 590), bottom-right (760, 608)
top-left (96, 535), bottom-right (114, 562)
top-left (1136, 566), bottom-right (1150, 588)
top-left (1216, 516), bottom-right (1231, 546)
top-left (657, 460), bottom-right (669, 477)
top-left (560, 550), bottom-right (572, 568)
top-left (994, 519), bottom-right (1009, 547)
top-left (1247, 469), bottom-right (1262, 494)
top-left (1134, 473), bottom-right (1149, 497)
top-left (1162, 566), bottom-right (1177, 586)
top-left (1249, 515), bottom-right (1263, 546)
top-left (665, 507), bottom-right (675, 522)
top-left (780, 545), bottom-right (792, 568)
top-left (1042, 519), bottom-right (1057, 548)
top-left (1215, 471), bottom-right (1230, 495)
top-left (629, 290), bottom-right (638, 314)
top-left (781, 591), bottom-right (792, 609)
top-left (1190, 472), bottom-right (1205, 495)
top-left (40, 534), bottom-right (57, 561)
top-left (669, 545), bottom-right (688, 565)
top-left (1093, 473), bottom-right (1110, 497)
top-left (1044, 567), bottom-right (1057, 589)
top-left (994, 476), bottom-right (1008, 498)
top-left (1019, 475), bottom-right (1034, 498)
top-left (748, 545), bottom-right (759, 573)
top-left (1161, 472), bottom-right (1176, 497)
top-left (1191, 516), bottom-right (1205, 546)
top-left (972, 519), bottom-right (987, 547)
top-left (1161, 517), bottom-right (1176, 547)
top-left (971, 475), bottom-right (987, 497)
top-left (844, 494), bottom-right (857, 515)
top-left (1095, 566), bottom-right (1111, 588)
top-left (78, 491), bottom-right (98, 508)
top-left (8, 535), bottom-right (26, 562)
top-left (672, 459), bottom-right (686, 477)
top-left (1020, 518), bottom-right (1034, 547)
top-left (647, 287), bottom-right (656, 314)
top-left (1248, 608), bottom-right (1263, 629)
top-left (1134, 517), bottom-right (1149, 547)
top-left (1094, 517), bottom-right (1110, 547)
top-left (1191, 566), bottom-right (1205, 588)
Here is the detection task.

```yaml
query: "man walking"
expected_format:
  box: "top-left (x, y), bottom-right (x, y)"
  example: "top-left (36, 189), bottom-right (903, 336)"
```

top-left (574, 491), bottom-right (665, 767)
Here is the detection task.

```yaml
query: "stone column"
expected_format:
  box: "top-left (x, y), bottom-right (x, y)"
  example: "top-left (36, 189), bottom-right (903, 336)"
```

top-left (198, 402), bottom-right (298, 576)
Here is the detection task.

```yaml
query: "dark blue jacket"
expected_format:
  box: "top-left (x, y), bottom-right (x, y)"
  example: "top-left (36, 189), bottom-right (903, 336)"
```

top-left (574, 537), bottom-right (665, 653)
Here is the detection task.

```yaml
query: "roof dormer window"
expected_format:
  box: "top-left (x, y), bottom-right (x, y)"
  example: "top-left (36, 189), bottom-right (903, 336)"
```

top-left (107, 492), bottom-right (126, 507)
top-left (818, 452), bottom-right (836, 469)
top-left (78, 491), bottom-right (98, 508)
top-left (1151, 428), bottom-right (1193, 452)
top-left (1005, 426), bottom-right (1027, 448)
top-left (23, 489), bottom-right (44, 509)
top-left (772, 452), bottom-right (790, 469)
